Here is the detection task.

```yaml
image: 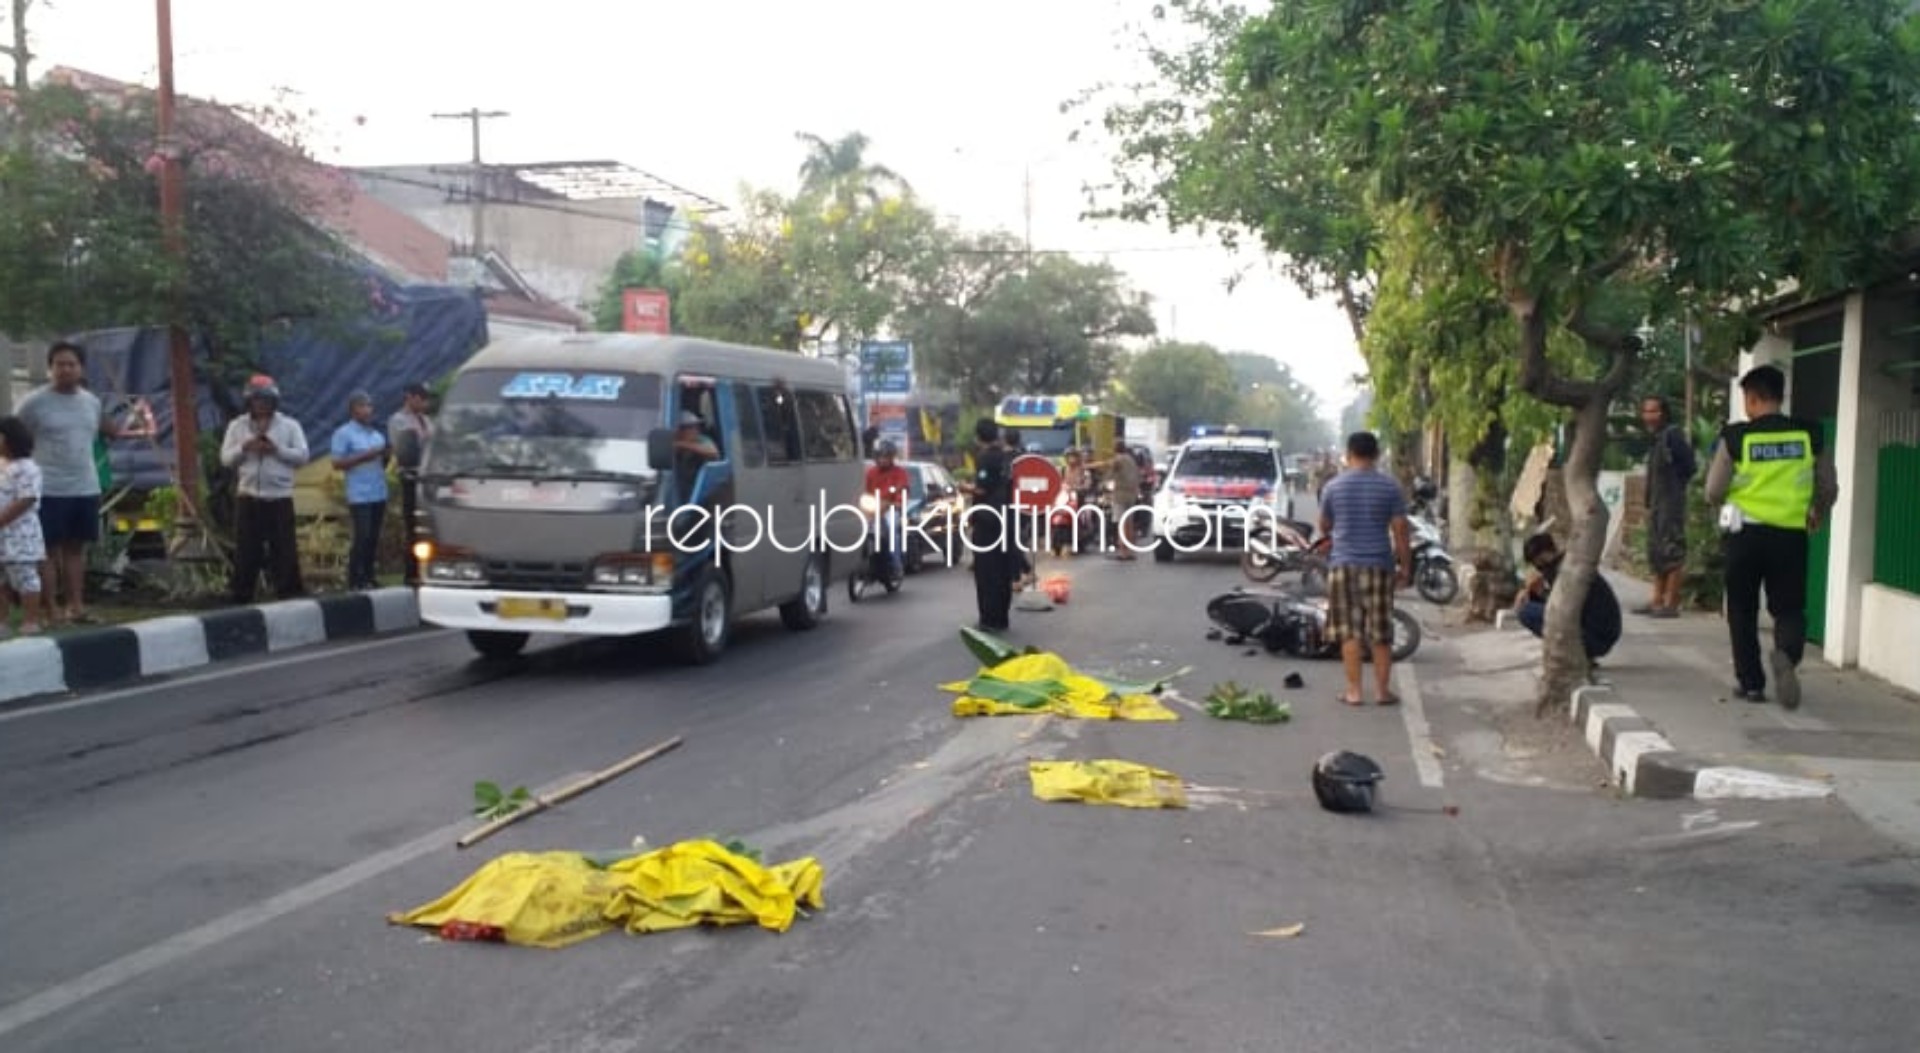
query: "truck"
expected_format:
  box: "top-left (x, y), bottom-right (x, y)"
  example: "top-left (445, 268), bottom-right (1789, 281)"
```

top-left (1124, 417), bottom-right (1171, 459)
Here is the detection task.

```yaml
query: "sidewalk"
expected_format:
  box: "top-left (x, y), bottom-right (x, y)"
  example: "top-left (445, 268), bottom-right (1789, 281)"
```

top-left (1453, 573), bottom-right (1920, 844)
top-left (0, 587), bottom-right (422, 706)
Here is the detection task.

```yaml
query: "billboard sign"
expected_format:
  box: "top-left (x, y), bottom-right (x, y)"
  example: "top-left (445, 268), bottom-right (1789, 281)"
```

top-left (621, 289), bottom-right (671, 335)
top-left (860, 340), bottom-right (914, 397)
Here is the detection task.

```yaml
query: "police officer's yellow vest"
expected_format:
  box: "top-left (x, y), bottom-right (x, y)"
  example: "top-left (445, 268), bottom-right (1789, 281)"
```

top-left (1729, 424), bottom-right (1815, 530)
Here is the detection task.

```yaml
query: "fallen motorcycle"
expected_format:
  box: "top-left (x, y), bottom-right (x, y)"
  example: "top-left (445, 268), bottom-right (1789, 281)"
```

top-left (1206, 585), bottom-right (1422, 662)
top-left (1241, 520), bottom-right (1329, 590)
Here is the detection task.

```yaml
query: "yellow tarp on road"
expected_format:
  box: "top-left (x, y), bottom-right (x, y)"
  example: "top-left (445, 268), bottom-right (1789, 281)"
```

top-left (388, 840), bottom-right (824, 949)
top-left (1029, 759), bottom-right (1188, 809)
top-left (942, 652), bottom-right (1179, 722)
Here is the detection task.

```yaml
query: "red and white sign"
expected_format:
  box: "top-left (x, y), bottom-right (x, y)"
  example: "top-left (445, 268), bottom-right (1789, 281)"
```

top-left (621, 288), bottom-right (671, 335)
top-left (1010, 453), bottom-right (1064, 510)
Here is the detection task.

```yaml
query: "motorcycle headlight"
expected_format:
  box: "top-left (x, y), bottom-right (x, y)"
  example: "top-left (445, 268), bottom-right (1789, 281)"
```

top-left (859, 494), bottom-right (879, 514)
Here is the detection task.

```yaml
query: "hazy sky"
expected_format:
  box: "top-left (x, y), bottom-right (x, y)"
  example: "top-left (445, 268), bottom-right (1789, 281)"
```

top-left (27, 0), bottom-right (1366, 414)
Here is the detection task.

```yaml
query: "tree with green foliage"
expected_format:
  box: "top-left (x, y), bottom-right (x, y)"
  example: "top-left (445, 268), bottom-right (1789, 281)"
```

top-left (1169, 0), bottom-right (1920, 710)
top-left (1118, 341), bottom-right (1239, 436)
top-left (0, 80), bottom-right (372, 419)
top-left (1222, 352), bottom-right (1332, 454)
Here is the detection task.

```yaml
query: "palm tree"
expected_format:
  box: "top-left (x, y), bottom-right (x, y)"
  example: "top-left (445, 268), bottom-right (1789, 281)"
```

top-left (793, 131), bottom-right (911, 205)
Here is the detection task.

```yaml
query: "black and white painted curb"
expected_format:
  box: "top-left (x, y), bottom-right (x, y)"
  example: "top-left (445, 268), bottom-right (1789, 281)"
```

top-left (1568, 684), bottom-right (1833, 801)
top-left (0, 588), bottom-right (421, 705)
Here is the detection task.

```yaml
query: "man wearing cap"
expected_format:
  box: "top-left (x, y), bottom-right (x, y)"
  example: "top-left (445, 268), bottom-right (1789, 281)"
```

top-left (220, 376), bottom-right (310, 602)
top-left (388, 382), bottom-right (434, 584)
top-left (331, 391), bottom-right (389, 590)
top-left (673, 411), bottom-right (718, 504)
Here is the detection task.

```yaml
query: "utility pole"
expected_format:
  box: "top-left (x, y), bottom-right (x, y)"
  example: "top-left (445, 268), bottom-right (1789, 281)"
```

top-left (1022, 164), bottom-right (1034, 277)
top-left (155, 0), bottom-right (201, 527)
top-left (433, 108), bottom-right (508, 255)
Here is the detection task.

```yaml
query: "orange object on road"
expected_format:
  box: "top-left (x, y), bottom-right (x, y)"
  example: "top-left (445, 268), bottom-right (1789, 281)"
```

top-left (1042, 574), bottom-right (1071, 604)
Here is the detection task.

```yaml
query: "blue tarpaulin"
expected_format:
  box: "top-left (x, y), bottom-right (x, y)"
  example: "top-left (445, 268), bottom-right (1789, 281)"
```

top-left (63, 272), bottom-right (487, 491)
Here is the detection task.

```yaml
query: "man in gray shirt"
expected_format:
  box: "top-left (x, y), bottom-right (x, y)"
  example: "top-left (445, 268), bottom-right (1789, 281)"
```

top-left (17, 341), bottom-right (150, 625)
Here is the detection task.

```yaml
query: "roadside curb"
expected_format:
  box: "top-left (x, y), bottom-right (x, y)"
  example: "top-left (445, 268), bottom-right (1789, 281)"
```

top-left (1568, 685), bottom-right (1834, 801)
top-left (0, 587), bottom-right (421, 705)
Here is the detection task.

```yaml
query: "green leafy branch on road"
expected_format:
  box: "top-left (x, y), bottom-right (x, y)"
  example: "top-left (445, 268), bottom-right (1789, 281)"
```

top-left (473, 781), bottom-right (532, 821)
top-left (1203, 682), bottom-right (1291, 725)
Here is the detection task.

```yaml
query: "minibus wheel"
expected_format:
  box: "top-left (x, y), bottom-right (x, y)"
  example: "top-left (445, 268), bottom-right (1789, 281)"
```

top-left (779, 554), bottom-right (829, 631)
top-left (674, 568), bottom-right (731, 664)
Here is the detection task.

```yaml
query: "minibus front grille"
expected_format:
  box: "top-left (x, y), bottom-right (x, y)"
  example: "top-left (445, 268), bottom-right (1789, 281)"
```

top-left (483, 560), bottom-right (591, 590)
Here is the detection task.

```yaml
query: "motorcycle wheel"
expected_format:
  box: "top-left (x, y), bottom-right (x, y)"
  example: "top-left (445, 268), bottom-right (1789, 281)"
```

top-left (1241, 533), bottom-right (1285, 583)
top-left (1389, 607), bottom-right (1422, 662)
top-left (848, 563), bottom-right (869, 603)
top-left (1416, 563), bottom-right (1460, 605)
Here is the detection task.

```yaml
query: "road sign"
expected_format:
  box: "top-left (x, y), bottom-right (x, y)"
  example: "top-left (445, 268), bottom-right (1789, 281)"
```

top-left (860, 341), bottom-right (914, 396)
top-left (1010, 453), bottom-right (1063, 510)
top-left (621, 289), bottom-right (670, 335)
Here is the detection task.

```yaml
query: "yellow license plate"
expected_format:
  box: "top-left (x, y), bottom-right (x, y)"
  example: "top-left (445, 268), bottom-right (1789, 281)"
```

top-left (497, 597), bottom-right (567, 621)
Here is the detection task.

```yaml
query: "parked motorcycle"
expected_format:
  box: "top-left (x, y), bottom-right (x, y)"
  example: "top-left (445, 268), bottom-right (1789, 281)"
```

top-left (848, 496), bottom-right (904, 601)
top-left (1207, 585), bottom-right (1422, 663)
top-left (1408, 514), bottom-right (1459, 605)
top-left (1048, 488), bottom-right (1107, 556)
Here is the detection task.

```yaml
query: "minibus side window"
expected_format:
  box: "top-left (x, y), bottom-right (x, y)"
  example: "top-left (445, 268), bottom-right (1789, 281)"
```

top-left (756, 385), bottom-right (803, 465)
top-left (797, 389), bottom-right (856, 462)
top-left (732, 382), bottom-right (768, 468)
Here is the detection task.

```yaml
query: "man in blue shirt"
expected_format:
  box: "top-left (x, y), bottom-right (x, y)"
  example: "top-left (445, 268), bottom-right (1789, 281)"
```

top-left (1317, 431), bottom-right (1412, 706)
top-left (330, 391), bottom-right (389, 590)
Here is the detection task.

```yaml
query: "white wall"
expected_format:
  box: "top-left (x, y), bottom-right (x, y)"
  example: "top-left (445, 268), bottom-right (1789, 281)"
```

top-left (1860, 585), bottom-right (1920, 693)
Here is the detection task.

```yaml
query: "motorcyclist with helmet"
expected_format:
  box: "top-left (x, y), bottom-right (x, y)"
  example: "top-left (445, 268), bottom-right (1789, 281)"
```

top-left (863, 440), bottom-right (911, 581)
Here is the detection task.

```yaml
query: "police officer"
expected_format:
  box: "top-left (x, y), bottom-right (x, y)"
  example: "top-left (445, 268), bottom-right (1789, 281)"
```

top-left (963, 418), bottom-right (1016, 631)
top-left (1704, 365), bottom-right (1838, 709)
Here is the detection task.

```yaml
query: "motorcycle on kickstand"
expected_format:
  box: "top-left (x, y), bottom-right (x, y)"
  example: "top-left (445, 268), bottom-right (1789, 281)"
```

top-left (1407, 513), bottom-right (1459, 605)
top-left (848, 495), bottom-right (905, 601)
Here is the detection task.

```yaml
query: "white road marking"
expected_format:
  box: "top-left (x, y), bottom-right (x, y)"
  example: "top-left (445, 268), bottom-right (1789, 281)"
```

top-left (0, 814), bottom-right (460, 1039)
top-left (0, 630), bottom-right (450, 726)
top-left (1396, 664), bottom-right (1445, 789)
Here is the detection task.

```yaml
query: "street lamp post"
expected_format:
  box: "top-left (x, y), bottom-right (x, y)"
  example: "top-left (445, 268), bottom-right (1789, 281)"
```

top-left (154, 0), bottom-right (200, 527)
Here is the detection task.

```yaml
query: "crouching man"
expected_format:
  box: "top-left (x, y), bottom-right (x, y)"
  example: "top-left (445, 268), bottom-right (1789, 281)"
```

top-left (1514, 534), bottom-right (1622, 672)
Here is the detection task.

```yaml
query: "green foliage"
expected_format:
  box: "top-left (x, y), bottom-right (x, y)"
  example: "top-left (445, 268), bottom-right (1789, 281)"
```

top-left (472, 781), bottom-right (531, 821)
top-left (0, 83), bottom-right (371, 391)
top-left (1118, 341), bottom-right (1237, 436)
top-left (1224, 352), bottom-right (1334, 453)
top-left (594, 131), bottom-right (1156, 407)
top-left (1202, 681), bottom-right (1292, 724)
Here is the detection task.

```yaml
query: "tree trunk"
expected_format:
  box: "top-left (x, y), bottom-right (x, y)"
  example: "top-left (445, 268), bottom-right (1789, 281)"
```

top-left (1458, 412), bottom-right (1520, 623)
top-left (7, 0), bottom-right (29, 95)
top-left (1535, 394), bottom-right (1611, 717)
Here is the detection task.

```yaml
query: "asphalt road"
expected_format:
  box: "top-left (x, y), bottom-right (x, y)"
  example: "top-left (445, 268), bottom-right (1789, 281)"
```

top-left (4, 526), bottom-right (1918, 1052)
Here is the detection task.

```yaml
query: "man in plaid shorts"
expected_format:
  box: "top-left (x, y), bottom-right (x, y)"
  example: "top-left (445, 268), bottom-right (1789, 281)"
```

top-left (1316, 431), bottom-right (1412, 706)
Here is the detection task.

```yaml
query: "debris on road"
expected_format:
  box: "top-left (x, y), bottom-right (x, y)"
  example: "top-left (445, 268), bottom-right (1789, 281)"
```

top-left (1202, 681), bottom-right (1292, 724)
top-left (1249, 923), bottom-right (1306, 939)
top-left (472, 781), bottom-right (531, 820)
top-left (943, 652), bottom-right (1178, 721)
top-left (389, 839), bottom-right (825, 948)
top-left (456, 736), bottom-right (684, 849)
top-left (1028, 760), bottom-right (1188, 809)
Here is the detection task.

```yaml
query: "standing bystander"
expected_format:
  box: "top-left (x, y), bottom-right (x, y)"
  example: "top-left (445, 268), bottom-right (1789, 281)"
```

top-left (1637, 395), bottom-right (1696, 617)
top-left (331, 392), bottom-right (389, 590)
top-left (0, 417), bottom-right (48, 636)
top-left (220, 376), bottom-right (310, 603)
top-left (388, 382), bottom-right (434, 585)
top-left (16, 341), bottom-right (152, 624)
top-left (1317, 431), bottom-right (1413, 706)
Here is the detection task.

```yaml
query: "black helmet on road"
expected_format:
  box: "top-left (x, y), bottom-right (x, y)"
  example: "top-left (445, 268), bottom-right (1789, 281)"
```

top-left (1312, 750), bottom-right (1384, 814)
